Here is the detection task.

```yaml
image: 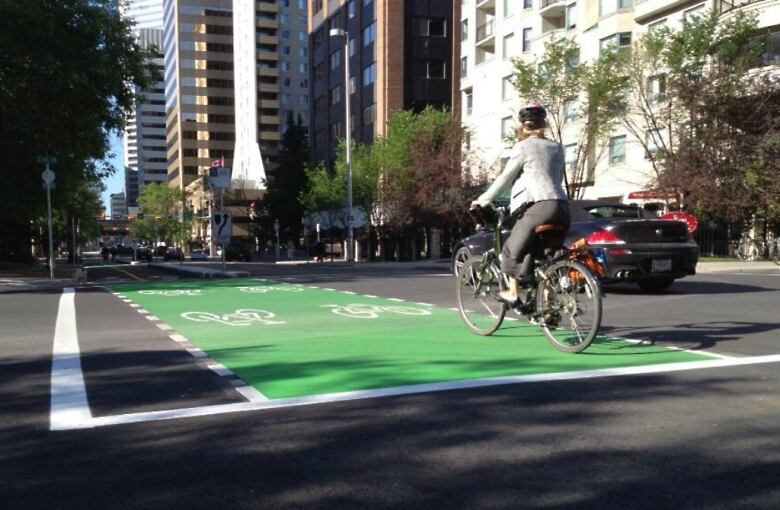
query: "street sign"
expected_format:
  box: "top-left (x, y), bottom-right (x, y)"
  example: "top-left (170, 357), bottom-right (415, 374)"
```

top-left (212, 210), bottom-right (232, 243)
top-left (37, 155), bottom-right (57, 165)
top-left (41, 168), bottom-right (55, 186)
top-left (209, 166), bottom-right (232, 189)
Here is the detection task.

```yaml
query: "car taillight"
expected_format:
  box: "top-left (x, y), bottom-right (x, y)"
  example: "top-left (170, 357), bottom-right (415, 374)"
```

top-left (587, 230), bottom-right (625, 245)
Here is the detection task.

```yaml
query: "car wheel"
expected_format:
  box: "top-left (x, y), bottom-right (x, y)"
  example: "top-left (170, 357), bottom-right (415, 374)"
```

top-left (452, 246), bottom-right (472, 276)
top-left (636, 278), bottom-right (675, 292)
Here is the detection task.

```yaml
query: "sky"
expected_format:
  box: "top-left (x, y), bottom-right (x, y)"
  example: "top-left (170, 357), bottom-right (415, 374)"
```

top-left (101, 131), bottom-right (125, 212)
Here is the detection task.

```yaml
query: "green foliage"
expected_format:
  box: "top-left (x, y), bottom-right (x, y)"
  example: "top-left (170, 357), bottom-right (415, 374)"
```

top-left (0, 0), bottom-right (149, 260)
top-left (132, 183), bottom-right (192, 245)
top-left (512, 37), bottom-right (626, 197)
top-left (263, 113), bottom-right (310, 236)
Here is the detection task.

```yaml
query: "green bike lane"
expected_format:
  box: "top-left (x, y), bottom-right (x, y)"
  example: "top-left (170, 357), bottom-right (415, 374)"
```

top-left (111, 278), bottom-right (711, 400)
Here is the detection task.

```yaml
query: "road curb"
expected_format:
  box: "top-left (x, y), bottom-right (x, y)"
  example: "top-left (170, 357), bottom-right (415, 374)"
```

top-left (149, 262), bottom-right (249, 279)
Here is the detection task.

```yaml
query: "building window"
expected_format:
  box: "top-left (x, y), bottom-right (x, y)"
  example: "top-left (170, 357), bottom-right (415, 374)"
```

top-left (564, 144), bottom-right (577, 170)
top-left (330, 85), bottom-right (341, 105)
top-left (609, 135), bottom-right (626, 165)
top-left (299, 47), bottom-right (309, 57)
top-left (330, 49), bottom-right (341, 70)
top-left (347, 0), bottom-right (355, 18)
top-left (563, 98), bottom-right (578, 123)
top-left (464, 89), bottom-right (473, 115)
top-left (501, 75), bottom-right (513, 101)
top-left (501, 116), bottom-right (514, 139)
top-left (504, 0), bottom-right (515, 17)
top-left (566, 3), bottom-right (577, 30)
top-left (647, 74), bottom-right (666, 104)
top-left (600, 0), bottom-right (633, 17)
top-left (298, 31), bottom-right (306, 42)
top-left (522, 28), bottom-right (532, 52)
top-left (502, 33), bottom-right (514, 59)
top-left (425, 60), bottom-right (446, 79)
top-left (349, 37), bottom-right (357, 57)
top-left (300, 94), bottom-right (309, 104)
top-left (648, 19), bottom-right (666, 33)
top-left (524, 0), bottom-right (532, 8)
top-left (683, 4), bottom-right (705, 23)
top-left (281, 61), bottom-right (291, 71)
top-left (300, 78), bottom-right (309, 88)
top-left (300, 63), bottom-right (309, 73)
top-left (283, 46), bottom-right (290, 55)
top-left (282, 93), bottom-right (291, 104)
top-left (461, 56), bottom-right (468, 79)
top-left (362, 103), bottom-right (376, 125)
top-left (363, 62), bottom-right (377, 85)
top-left (282, 29), bottom-right (290, 39)
top-left (283, 77), bottom-right (291, 87)
top-left (349, 75), bottom-right (356, 95)
top-left (645, 129), bottom-right (665, 158)
top-left (461, 19), bottom-right (469, 42)
top-left (415, 18), bottom-right (447, 37)
top-left (600, 32), bottom-right (631, 53)
top-left (363, 22), bottom-right (376, 46)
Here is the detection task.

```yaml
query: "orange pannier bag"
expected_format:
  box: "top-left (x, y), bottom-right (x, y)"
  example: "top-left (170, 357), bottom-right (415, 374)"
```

top-left (568, 238), bottom-right (605, 282)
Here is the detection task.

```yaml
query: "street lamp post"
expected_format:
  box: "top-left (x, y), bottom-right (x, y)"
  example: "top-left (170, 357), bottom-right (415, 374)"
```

top-left (329, 27), bottom-right (354, 262)
top-left (273, 218), bottom-right (280, 261)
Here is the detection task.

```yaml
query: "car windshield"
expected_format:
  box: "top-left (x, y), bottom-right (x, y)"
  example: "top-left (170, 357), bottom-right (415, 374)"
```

top-left (581, 205), bottom-right (658, 220)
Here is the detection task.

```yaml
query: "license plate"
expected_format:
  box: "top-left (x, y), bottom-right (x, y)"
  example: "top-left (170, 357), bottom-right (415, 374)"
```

top-left (651, 259), bottom-right (672, 272)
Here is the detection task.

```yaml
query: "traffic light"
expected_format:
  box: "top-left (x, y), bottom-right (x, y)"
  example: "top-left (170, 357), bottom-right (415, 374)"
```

top-left (248, 201), bottom-right (257, 220)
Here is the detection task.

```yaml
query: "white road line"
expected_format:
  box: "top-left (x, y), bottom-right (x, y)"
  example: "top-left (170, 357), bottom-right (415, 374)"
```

top-left (169, 334), bottom-right (189, 343)
top-left (323, 288), bottom-right (336, 291)
top-left (121, 299), bottom-right (132, 303)
top-left (207, 364), bottom-right (234, 377)
top-left (145, 315), bottom-right (160, 322)
top-left (70, 353), bottom-right (780, 430)
top-left (342, 291), bottom-right (357, 295)
top-left (186, 348), bottom-right (207, 358)
top-left (414, 302), bottom-right (434, 307)
top-left (364, 295), bottom-right (378, 298)
top-left (137, 309), bottom-right (150, 315)
top-left (156, 323), bottom-right (173, 331)
top-left (234, 385), bottom-right (269, 402)
top-left (50, 288), bottom-right (93, 431)
top-left (612, 337), bottom-right (735, 359)
top-left (387, 298), bottom-right (405, 302)
top-left (129, 303), bottom-right (140, 308)
top-left (448, 307), bottom-right (459, 311)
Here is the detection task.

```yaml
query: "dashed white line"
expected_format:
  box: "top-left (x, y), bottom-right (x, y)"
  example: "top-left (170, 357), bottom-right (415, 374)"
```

top-left (169, 334), bottom-right (189, 343)
top-left (186, 348), bottom-right (207, 358)
top-left (156, 323), bottom-right (174, 331)
top-left (207, 364), bottom-right (234, 377)
top-left (137, 309), bottom-right (150, 315)
top-left (145, 315), bottom-right (160, 322)
top-left (387, 298), bottom-right (405, 302)
top-left (414, 302), bottom-right (434, 307)
top-left (129, 303), bottom-right (140, 308)
top-left (234, 385), bottom-right (269, 402)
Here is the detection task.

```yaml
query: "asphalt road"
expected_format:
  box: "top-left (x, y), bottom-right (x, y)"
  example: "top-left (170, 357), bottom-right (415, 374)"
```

top-left (2, 262), bottom-right (779, 509)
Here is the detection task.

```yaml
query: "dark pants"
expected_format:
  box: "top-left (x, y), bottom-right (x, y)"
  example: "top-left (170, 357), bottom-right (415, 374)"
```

top-left (501, 200), bottom-right (570, 278)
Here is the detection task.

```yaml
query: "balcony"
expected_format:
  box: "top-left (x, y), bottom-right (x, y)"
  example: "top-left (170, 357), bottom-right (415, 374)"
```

top-left (476, 19), bottom-right (495, 45)
top-left (540, 0), bottom-right (566, 18)
top-left (476, 0), bottom-right (496, 9)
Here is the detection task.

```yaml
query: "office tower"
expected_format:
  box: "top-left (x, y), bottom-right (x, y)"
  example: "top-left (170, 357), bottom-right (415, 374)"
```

top-left (121, 1), bottom-right (167, 206)
top-left (110, 193), bottom-right (128, 220)
top-left (308, 0), bottom-right (456, 164)
top-left (279, 0), bottom-right (311, 132)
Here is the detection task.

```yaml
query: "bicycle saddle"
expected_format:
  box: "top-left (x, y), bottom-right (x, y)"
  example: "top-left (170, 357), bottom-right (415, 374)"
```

top-left (534, 223), bottom-right (566, 234)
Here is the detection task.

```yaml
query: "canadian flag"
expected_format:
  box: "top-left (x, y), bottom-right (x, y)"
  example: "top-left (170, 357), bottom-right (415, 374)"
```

top-left (210, 156), bottom-right (225, 167)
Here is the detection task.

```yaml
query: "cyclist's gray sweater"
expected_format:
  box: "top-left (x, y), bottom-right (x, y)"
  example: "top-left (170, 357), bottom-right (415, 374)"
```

top-left (476, 136), bottom-right (568, 213)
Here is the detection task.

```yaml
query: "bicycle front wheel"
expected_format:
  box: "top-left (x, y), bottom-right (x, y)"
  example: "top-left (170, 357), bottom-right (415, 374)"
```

top-left (457, 258), bottom-right (506, 336)
top-left (536, 259), bottom-right (602, 353)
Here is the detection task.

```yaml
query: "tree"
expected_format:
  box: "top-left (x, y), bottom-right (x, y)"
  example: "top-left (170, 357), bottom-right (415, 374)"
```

top-left (299, 161), bottom-right (345, 251)
top-left (511, 37), bottom-right (627, 198)
top-left (0, 0), bottom-right (149, 261)
top-left (613, 11), bottom-right (780, 221)
top-left (131, 183), bottom-right (192, 246)
top-left (263, 113), bottom-right (310, 241)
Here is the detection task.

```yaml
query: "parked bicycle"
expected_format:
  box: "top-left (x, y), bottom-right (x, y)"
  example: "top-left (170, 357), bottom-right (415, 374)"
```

top-left (735, 232), bottom-right (780, 264)
top-left (456, 203), bottom-right (603, 353)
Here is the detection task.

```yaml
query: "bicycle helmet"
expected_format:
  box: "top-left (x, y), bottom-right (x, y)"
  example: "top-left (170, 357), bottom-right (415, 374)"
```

top-left (518, 100), bottom-right (547, 122)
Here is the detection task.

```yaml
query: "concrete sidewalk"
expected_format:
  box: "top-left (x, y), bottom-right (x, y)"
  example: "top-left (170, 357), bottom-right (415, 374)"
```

top-left (695, 260), bottom-right (778, 274)
top-left (149, 262), bottom-right (249, 278)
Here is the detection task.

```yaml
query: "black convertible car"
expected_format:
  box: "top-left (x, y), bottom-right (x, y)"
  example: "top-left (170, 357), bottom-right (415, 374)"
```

top-left (452, 200), bottom-right (699, 292)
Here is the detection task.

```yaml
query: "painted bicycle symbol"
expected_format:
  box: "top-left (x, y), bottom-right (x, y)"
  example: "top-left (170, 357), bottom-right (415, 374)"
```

top-left (138, 289), bottom-right (202, 296)
top-left (181, 308), bottom-right (285, 326)
top-left (236, 286), bottom-right (303, 294)
top-left (321, 303), bottom-right (432, 319)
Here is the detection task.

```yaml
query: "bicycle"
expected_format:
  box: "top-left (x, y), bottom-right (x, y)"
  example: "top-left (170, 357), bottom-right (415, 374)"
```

top-left (456, 203), bottom-right (603, 353)
top-left (735, 232), bottom-right (780, 264)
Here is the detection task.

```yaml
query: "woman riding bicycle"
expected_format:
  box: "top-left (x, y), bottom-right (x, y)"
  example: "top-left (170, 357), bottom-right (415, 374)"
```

top-left (470, 101), bottom-right (570, 305)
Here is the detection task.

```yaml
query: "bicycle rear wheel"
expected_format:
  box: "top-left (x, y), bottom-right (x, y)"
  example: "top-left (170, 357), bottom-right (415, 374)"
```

top-left (457, 258), bottom-right (506, 336)
top-left (536, 259), bottom-right (602, 353)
